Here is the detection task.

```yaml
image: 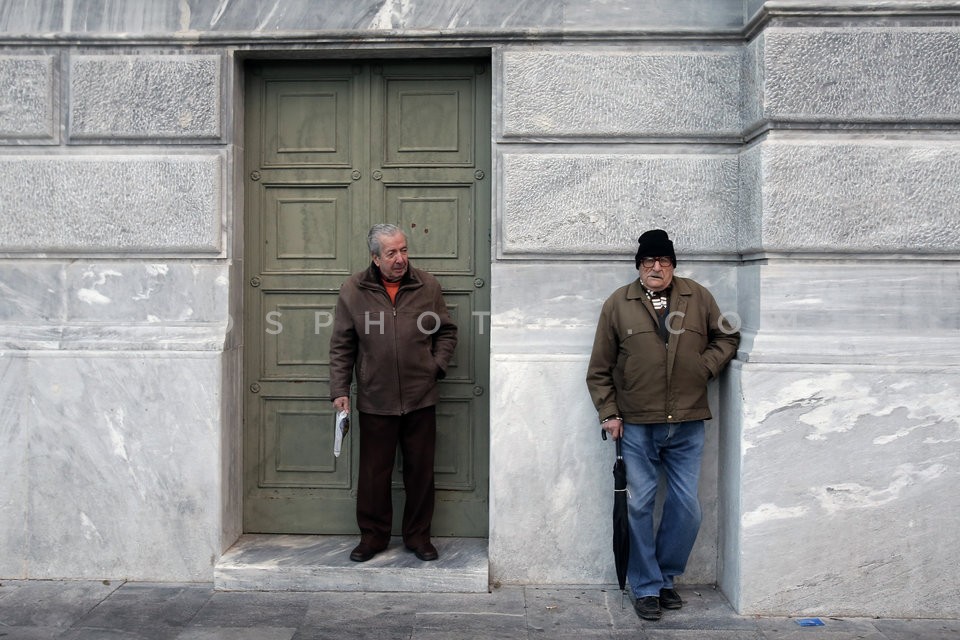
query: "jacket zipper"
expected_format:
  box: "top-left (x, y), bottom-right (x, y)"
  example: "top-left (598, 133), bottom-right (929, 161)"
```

top-left (392, 303), bottom-right (404, 414)
top-left (365, 271), bottom-right (414, 415)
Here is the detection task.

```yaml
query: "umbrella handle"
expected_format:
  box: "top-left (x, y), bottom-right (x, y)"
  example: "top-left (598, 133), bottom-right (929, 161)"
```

top-left (615, 436), bottom-right (623, 458)
top-left (601, 429), bottom-right (607, 441)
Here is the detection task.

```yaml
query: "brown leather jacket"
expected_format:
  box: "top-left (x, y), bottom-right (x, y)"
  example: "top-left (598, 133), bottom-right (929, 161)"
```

top-left (586, 275), bottom-right (739, 424)
top-left (329, 263), bottom-right (457, 415)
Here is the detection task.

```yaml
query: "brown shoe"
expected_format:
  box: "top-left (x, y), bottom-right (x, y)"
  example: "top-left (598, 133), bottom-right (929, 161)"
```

top-left (349, 542), bottom-right (384, 562)
top-left (407, 541), bottom-right (438, 561)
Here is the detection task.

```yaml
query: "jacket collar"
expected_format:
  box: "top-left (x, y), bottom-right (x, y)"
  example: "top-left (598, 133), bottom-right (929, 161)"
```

top-left (359, 261), bottom-right (421, 290)
top-left (628, 275), bottom-right (692, 326)
top-left (626, 274), bottom-right (692, 300)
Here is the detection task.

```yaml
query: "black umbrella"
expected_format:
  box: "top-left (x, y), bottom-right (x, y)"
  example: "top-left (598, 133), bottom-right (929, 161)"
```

top-left (612, 436), bottom-right (630, 594)
top-left (602, 429), bottom-right (630, 597)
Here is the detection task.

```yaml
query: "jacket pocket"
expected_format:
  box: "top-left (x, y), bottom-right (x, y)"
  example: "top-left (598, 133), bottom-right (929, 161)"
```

top-left (617, 331), bottom-right (664, 392)
top-left (674, 327), bottom-right (710, 386)
top-left (396, 338), bottom-right (439, 400)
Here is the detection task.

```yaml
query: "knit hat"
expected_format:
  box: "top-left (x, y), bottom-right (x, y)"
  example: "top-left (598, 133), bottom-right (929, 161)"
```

top-left (634, 229), bottom-right (676, 269)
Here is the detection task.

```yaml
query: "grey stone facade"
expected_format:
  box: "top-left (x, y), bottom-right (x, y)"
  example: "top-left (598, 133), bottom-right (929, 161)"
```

top-left (0, 155), bottom-right (223, 252)
top-left (69, 55), bottom-right (222, 140)
top-left (0, 55), bottom-right (55, 142)
top-left (1, 0), bottom-right (958, 618)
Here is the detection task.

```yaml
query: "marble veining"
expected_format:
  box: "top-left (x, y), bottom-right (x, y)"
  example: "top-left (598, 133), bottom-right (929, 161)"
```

top-left (730, 365), bottom-right (960, 616)
top-left (11, 354), bottom-right (224, 580)
top-left (0, 0), bottom-right (741, 35)
top-left (0, 262), bottom-right (230, 351)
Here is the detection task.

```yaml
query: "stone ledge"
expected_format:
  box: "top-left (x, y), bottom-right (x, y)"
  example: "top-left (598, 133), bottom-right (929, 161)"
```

top-left (0, 324), bottom-right (229, 351)
top-left (215, 534), bottom-right (489, 593)
top-left (738, 330), bottom-right (960, 366)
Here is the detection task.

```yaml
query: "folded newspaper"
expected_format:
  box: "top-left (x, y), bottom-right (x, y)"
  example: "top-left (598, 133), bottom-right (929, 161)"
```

top-left (333, 410), bottom-right (350, 458)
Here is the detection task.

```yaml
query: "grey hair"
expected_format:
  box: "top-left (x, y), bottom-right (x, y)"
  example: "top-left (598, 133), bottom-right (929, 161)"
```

top-left (367, 223), bottom-right (404, 256)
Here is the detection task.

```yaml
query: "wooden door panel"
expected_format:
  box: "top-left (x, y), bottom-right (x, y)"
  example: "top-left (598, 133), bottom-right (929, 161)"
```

top-left (259, 291), bottom-right (338, 381)
top-left (259, 397), bottom-right (350, 488)
top-left (261, 185), bottom-right (353, 274)
top-left (434, 399), bottom-right (475, 490)
top-left (395, 399), bottom-right (473, 488)
top-left (263, 78), bottom-right (354, 167)
top-left (384, 184), bottom-right (474, 275)
top-left (383, 77), bottom-right (474, 166)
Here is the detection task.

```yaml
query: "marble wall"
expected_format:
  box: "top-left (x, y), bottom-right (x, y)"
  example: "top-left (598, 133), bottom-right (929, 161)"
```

top-left (492, 37), bottom-right (743, 591)
top-left (0, 0), bottom-right (958, 618)
top-left (720, 262), bottom-right (960, 616)
top-left (10, 354), bottom-right (225, 580)
top-left (0, 55), bottom-right (55, 143)
top-left (489, 263), bottom-right (737, 587)
top-left (722, 13), bottom-right (960, 618)
top-left (0, 259), bottom-right (236, 580)
top-left (726, 363), bottom-right (960, 618)
top-left (0, 36), bottom-right (238, 581)
top-left (0, 0), bottom-right (743, 33)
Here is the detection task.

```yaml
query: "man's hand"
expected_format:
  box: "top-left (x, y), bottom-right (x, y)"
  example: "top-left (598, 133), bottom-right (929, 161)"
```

top-left (602, 418), bottom-right (623, 440)
top-left (333, 396), bottom-right (350, 413)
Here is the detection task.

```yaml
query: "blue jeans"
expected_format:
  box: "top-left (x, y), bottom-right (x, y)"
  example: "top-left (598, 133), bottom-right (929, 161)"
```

top-left (620, 420), bottom-right (705, 598)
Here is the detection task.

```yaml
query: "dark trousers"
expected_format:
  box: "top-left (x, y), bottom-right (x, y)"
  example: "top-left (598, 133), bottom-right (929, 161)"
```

top-left (357, 406), bottom-right (436, 549)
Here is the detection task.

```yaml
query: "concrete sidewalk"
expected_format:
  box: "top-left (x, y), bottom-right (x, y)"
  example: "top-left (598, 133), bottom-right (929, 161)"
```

top-left (2, 579), bottom-right (959, 639)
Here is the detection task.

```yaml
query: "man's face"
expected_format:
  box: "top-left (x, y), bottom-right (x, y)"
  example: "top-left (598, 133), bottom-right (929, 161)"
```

top-left (639, 257), bottom-right (674, 292)
top-left (373, 232), bottom-right (409, 282)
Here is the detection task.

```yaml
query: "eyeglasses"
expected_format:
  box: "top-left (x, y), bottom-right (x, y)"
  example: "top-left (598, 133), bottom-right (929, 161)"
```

top-left (640, 257), bottom-right (673, 268)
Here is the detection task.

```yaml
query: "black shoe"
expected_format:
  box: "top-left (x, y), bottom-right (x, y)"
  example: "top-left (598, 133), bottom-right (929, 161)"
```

top-left (634, 596), bottom-right (662, 621)
top-left (407, 541), bottom-right (438, 561)
top-left (349, 542), bottom-right (384, 562)
top-left (659, 588), bottom-right (683, 610)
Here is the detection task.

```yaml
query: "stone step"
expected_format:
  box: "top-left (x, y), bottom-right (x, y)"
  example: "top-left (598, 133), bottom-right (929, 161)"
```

top-left (215, 534), bottom-right (489, 593)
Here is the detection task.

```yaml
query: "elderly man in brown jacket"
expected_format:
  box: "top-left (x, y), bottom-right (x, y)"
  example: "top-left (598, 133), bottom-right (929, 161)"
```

top-left (586, 229), bottom-right (739, 622)
top-left (330, 223), bottom-right (457, 563)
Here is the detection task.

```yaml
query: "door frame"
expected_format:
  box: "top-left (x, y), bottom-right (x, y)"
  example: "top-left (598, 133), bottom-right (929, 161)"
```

top-left (230, 51), bottom-right (494, 539)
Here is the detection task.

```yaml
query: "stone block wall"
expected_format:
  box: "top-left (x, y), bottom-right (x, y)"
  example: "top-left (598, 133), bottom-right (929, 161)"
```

top-left (0, 0), bottom-right (957, 618)
top-left (722, 17), bottom-right (960, 617)
top-left (0, 46), bottom-right (238, 581)
top-left (489, 9), bottom-right (960, 618)
top-left (69, 55), bottom-right (222, 140)
top-left (0, 55), bottom-right (56, 143)
top-left (490, 44), bottom-right (742, 588)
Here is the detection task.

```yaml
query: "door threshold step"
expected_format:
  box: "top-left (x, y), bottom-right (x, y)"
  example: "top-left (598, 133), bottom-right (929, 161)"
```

top-left (215, 534), bottom-right (489, 593)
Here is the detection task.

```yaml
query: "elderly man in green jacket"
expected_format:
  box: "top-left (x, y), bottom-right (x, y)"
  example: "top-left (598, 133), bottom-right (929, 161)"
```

top-left (586, 229), bottom-right (739, 622)
top-left (330, 223), bottom-right (457, 564)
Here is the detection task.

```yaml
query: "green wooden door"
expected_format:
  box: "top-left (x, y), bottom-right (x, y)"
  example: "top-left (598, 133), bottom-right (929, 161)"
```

top-left (243, 60), bottom-right (490, 537)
